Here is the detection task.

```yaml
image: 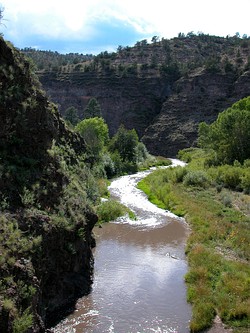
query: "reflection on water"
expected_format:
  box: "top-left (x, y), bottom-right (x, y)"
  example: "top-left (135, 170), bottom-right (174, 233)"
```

top-left (52, 160), bottom-right (191, 333)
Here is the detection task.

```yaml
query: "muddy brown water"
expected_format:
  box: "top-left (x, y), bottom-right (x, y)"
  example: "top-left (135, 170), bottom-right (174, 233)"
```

top-left (52, 160), bottom-right (192, 333)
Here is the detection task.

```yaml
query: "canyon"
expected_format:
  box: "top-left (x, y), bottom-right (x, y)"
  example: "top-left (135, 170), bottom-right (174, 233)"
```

top-left (32, 35), bottom-right (250, 156)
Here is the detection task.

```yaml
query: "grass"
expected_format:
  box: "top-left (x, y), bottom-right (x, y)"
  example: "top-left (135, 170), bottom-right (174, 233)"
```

top-left (137, 148), bottom-right (250, 332)
top-left (96, 199), bottom-right (136, 224)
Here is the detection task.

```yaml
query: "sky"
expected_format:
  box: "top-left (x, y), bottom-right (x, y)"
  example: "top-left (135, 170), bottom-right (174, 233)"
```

top-left (0, 0), bottom-right (250, 55)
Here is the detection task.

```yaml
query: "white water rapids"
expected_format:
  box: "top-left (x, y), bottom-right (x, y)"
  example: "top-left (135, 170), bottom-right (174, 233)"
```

top-left (108, 158), bottom-right (187, 228)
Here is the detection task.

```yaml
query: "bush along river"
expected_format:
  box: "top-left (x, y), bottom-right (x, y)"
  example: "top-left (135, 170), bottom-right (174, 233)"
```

top-left (52, 159), bottom-right (192, 333)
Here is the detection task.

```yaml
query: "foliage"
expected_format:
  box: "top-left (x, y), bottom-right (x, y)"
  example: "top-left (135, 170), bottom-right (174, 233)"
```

top-left (101, 153), bottom-right (116, 178)
top-left (84, 98), bottom-right (102, 119)
top-left (0, 215), bottom-right (40, 331)
top-left (137, 167), bottom-right (186, 216)
top-left (198, 96), bottom-right (250, 164)
top-left (159, 61), bottom-right (181, 81)
top-left (205, 56), bottom-right (221, 73)
top-left (109, 125), bottom-right (139, 163)
top-left (76, 117), bottom-right (109, 164)
top-left (103, 125), bottom-right (155, 176)
top-left (64, 106), bottom-right (80, 126)
top-left (183, 170), bottom-right (210, 188)
top-left (241, 168), bottom-right (250, 194)
top-left (48, 140), bottom-right (100, 207)
top-left (0, 6), bottom-right (3, 25)
top-left (13, 308), bottom-right (33, 333)
top-left (135, 142), bottom-right (149, 163)
top-left (96, 199), bottom-right (136, 224)
top-left (21, 48), bottom-right (93, 71)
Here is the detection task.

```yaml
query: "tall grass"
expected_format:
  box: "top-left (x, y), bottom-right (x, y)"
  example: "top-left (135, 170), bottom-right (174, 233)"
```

top-left (138, 148), bottom-right (250, 332)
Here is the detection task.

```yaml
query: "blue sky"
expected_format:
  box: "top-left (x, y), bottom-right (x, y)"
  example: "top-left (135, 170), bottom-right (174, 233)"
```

top-left (1, 0), bottom-right (250, 55)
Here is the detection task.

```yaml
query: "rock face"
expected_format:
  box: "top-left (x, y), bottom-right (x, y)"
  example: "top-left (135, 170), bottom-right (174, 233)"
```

top-left (143, 70), bottom-right (250, 156)
top-left (0, 37), bottom-right (97, 332)
top-left (36, 35), bottom-right (250, 156)
top-left (39, 72), bottom-right (166, 138)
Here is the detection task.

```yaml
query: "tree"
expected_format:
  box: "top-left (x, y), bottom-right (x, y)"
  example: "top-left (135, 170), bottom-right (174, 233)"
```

top-left (0, 7), bottom-right (4, 29)
top-left (109, 125), bottom-right (139, 162)
top-left (84, 98), bottom-right (102, 119)
top-left (178, 32), bottom-right (186, 38)
top-left (117, 45), bottom-right (123, 53)
top-left (76, 117), bottom-right (109, 164)
top-left (0, 7), bottom-right (3, 22)
top-left (198, 96), bottom-right (250, 164)
top-left (135, 142), bottom-right (149, 163)
top-left (151, 36), bottom-right (159, 44)
top-left (64, 106), bottom-right (79, 126)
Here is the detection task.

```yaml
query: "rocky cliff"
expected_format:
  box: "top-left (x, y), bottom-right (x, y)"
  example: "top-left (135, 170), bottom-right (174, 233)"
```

top-left (32, 35), bottom-right (250, 156)
top-left (0, 37), bottom-right (97, 332)
top-left (143, 69), bottom-right (250, 156)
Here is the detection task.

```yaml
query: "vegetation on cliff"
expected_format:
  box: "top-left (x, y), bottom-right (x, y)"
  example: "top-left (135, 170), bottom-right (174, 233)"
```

top-left (22, 33), bottom-right (250, 78)
top-left (0, 35), bottom-right (99, 332)
top-left (138, 97), bottom-right (250, 332)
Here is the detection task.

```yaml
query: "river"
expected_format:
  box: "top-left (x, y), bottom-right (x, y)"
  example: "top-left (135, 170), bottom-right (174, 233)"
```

top-left (52, 159), bottom-right (192, 333)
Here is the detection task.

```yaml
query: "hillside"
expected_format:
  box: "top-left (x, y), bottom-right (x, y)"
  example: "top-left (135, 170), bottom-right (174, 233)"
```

top-left (23, 34), bottom-right (250, 156)
top-left (0, 37), bottom-right (97, 332)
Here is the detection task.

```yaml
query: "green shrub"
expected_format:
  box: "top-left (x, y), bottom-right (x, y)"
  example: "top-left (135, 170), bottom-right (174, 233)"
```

top-left (221, 166), bottom-right (243, 190)
top-left (13, 308), bottom-right (33, 333)
top-left (20, 187), bottom-right (35, 208)
top-left (96, 199), bottom-right (136, 223)
top-left (198, 96), bottom-right (250, 164)
top-left (243, 159), bottom-right (250, 167)
top-left (209, 165), bottom-right (243, 190)
top-left (172, 166), bottom-right (188, 183)
top-left (135, 142), bottom-right (149, 163)
top-left (110, 151), bottom-right (123, 176)
top-left (102, 153), bottom-right (115, 178)
top-left (221, 192), bottom-right (232, 207)
top-left (183, 170), bottom-right (210, 187)
top-left (241, 169), bottom-right (250, 194)
top-left (2, 298), bottom-right (15, 311)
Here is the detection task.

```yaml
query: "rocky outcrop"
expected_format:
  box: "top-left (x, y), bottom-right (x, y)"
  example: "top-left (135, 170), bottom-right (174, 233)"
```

top-left (18, 209), bottom-right (97, 328)
top-left (39, 72), bottom-right (166, 138)
top-left (0, 37), bottom-right (97, 332)
top-left (143, 69), bottom-right (250, 156)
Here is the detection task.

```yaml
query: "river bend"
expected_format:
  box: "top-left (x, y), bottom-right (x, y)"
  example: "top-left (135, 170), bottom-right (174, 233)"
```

top-left (52, 159), bottom-right (191, 333)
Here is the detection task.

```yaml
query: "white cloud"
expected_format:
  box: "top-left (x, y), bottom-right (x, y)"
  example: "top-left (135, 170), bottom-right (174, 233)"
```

top-left (1, 0), bottom-right (249, 53)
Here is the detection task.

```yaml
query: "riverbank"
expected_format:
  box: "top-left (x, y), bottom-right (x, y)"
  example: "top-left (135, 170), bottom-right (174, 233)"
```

top-left (137, 151), bottom-right (250, 332)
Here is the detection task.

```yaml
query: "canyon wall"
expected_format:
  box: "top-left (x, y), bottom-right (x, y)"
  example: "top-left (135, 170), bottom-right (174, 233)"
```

top-left (36, 36), bottom-right (250, 156)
